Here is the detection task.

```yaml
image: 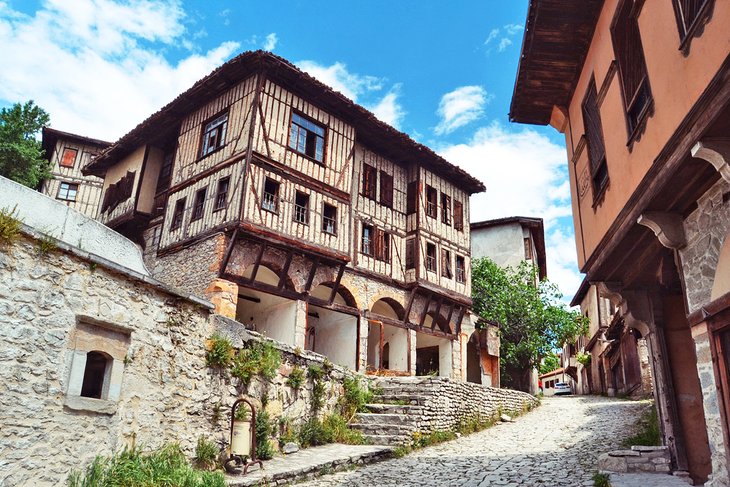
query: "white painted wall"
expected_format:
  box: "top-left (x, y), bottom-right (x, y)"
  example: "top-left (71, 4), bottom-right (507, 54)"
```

top-left (309, 306), bottom-right (357, 369)
top-left (383, 324), bottom-right (408, 371)
top-left (416, 333), bottom-right (453, 378)
top-left (471, 222), bottom-right (526, 269)
top-left (236, 290), bottom-right (297, 345)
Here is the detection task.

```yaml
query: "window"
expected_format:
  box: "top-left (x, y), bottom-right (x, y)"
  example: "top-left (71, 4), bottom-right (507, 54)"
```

top-left (262, 178), bottom-right (280, 213)
top-left (374, 229), bottom-right (390, 263)
top-left (380, 171), bottom-right (393, 208)
top-left (362, 224), bottom-right (374, 256)
top-left (294, 191), bottom-right (309, 224)
top-left (454, 201), bottom-right (464, 231)
top-left (171, 197), bottom-right (185, 231)
top-left (191, 188), bottom-right (206, 221)
top-left (441, 249), bottom-right (452, 279)
top-left (156, 152), bottom-right (174, 193)
top-left (322, 204), bottom-right (337, 235)
top-left (456, 256), bottom-right (466, 283)
top-left (361, 163), bottom-right (378, 200)
top-left (426, 243), bottom-right (437, 273)
top-left (200, 112), bottom-right (228, 157)
top-left (611, 0), bottom-right (653, 138)
top-left (524, 237), bottom-right (533, 260)
top-left (289, 112), bottom-right (325, 162)
top-left (81, 351), bottom-right (111, 399)
top-left (582, 78), bottom-right (609, 197)
top-left (151, 225), bottom-right (162, 251)
top-left (672, 0), bottom-right (713, 44)
top-left (101, 171), bottom-right (135, 213)
top-left (60, 148), bottom-right (78, 168)
top-left (441, 193), bottom-right (451, 225)
top-left (426, 186), bottom-right (437, 218)
top-left (214, 177), bottom-right (230, 211)
top-left (406, 239), bottom-right (416, 270)
top-left (57, 182), bottom-right (78, 202)
top-left (406, 181), bottom-right (418, 215)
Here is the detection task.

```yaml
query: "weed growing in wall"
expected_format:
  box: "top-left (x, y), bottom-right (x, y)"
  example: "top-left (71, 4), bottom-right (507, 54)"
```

top-left (339, 377), bottom-right (373, 419)
top-left (34, 233), bottom-right (57, 257)
top-left (255, 411), bottom-right (275, 460)
top-left (230, 341), bottom-right (282, 385)
top-left (194, 436), bottom-right (219, 471)
top-left (307, 363), bottom-right (327, 411)
top-left (621, 405), bottom-right (660, 447)
top-left (0, 206), bottom-right (21, 248)
top-left (206, 334), bottom-right (233, 368)
top-left (296, 414), bottom-right (365, 448)
top-left (286, 365), bottom-right (305, 390)
top-left (592, 472), bottom-right (611, 487)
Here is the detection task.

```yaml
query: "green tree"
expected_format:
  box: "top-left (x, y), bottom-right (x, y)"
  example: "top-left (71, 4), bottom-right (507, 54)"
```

top-left (540, 353), bottom-right (561, 375)
top-left (471, 257), bottom-right (587, 392)
top-left (0, 101), bottom-right (51, 188)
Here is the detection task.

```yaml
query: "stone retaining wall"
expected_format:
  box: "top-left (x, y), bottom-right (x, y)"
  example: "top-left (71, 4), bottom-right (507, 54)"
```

top-left (598, 446), bottom-right (671, 474)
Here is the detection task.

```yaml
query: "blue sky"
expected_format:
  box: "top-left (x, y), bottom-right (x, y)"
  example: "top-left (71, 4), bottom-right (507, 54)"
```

top-left (0, 0), bottom-right (582, 301)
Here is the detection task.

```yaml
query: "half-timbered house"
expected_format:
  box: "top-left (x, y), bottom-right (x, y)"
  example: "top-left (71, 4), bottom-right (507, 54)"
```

top-left (40, 128), bottom-right (110, 219)
top-left (83, 51), bottom-right (485, 380)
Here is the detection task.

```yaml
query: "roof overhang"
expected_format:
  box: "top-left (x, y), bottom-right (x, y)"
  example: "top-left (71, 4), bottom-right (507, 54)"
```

top-left (509, 0), bottom-right (605, 125)
top-left (41, 127), bottom-right (111, 162)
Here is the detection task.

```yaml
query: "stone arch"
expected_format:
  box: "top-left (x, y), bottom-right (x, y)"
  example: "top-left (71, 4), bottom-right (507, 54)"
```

top-left (310, 282), bottom-right (358, 308)
top-left (367, 290), bottom-right (406, 316)
top-left (81, 350), bottom-right (112, 399)
top-left (240, 263), bottom-right (295, 290)
top-left (371, 297), bottom-right (405, 320)
top-left (711, 232), bottom-right (730, 300)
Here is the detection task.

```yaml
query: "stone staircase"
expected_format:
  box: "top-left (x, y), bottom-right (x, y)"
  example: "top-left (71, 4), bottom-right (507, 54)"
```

top-left (348, 377), bottom-right (435, 445)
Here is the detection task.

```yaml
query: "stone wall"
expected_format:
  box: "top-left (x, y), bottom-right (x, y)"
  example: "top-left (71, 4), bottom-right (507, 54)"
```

top-left (374, 376), bottom-right (538, 434)
top-left (598, 446), bottom-right (672, 474)
top-left (679, 177), bottom-right (730, 314)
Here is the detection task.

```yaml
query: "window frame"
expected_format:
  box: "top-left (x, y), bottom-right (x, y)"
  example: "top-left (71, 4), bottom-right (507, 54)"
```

top-left (170, 197), bottom-right (186, 231)
top-left (406, 238), bottom-right (416, 270)
top-left (60, 148), bottom-right (78, 168)
top-left (426, 242), bottom-right (437, 273)
top-left (213, 176), bottom-right (230, 212)
top-left (199, 110), bottom-right (229, 159)
top-left (294, 190), bottom-right (310, 225)
top-left (191, 187), bottom-right (207, 222)
top-left (426, 185), bottom-right (438, 219)
top-left (57, 182), bottom-right (79, 202)
top-left (441, 192), bottom-right (452, 226)
top-left (262, 177), bottom-right (280, 214)
top-left (441, 248), bottom-right (453, 279)
top-left (362, 223), bottom-right (374, 256)
top-left (374, 228), bottom-right (391, 263)
top-left (456, 255), bottom-right (466, 283)
top-left (454, 201), bottom-right (464, 231)
top-left (524, 237), bottom-right (533, 261)
top-left (379, 170), bottom-right (394, 208)
top-left (322, 203), bottom-right (337, 236)
top-left (288, 111), bottom-right (327, 164)
top-left (406, 181), bottom-right (418, 215)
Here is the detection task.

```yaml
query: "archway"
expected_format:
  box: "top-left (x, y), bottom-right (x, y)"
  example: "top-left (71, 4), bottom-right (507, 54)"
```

top-left (367, 298), bottom-right (408, 373)
top-left (307, 283), bottom-right (359, 369)
top-left (236, 264), bottom-right (298, 345)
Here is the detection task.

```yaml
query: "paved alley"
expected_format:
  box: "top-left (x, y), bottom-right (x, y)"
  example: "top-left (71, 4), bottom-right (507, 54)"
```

top-left (297, 396), bottom-right (677, 487)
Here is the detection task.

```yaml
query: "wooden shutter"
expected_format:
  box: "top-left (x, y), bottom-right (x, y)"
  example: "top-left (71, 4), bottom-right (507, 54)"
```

top-left (380, 171), bottom-right (393, 207)
top-left (673, 0), bottom-right (712, 40)
top-left (406, 239), bottom-right (415, 269)
top-left (407, 181), bottom-right (417, 214)
top-left (373, 228), bottom-right (383, 259)
top-left (454, 201), bottom-right (463, 231)
top-left (582, 79), bottom-right (606, 175)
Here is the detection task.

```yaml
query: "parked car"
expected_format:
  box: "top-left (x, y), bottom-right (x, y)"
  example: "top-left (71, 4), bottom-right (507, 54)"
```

top-left (554, 382), bottom-right (572, 395)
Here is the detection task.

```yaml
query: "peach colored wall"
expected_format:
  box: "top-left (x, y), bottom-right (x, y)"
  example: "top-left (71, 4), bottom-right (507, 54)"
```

top-left (563, 0), bottom-right (730, 268)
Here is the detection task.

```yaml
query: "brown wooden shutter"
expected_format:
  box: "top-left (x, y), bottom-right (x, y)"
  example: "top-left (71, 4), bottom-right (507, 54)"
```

top-left (673, 0), bottom-right (712, 40)
top-left (380, 171), bottom-right (393, 207)
top-left (406, 239), bottom-right (415, 269)
top-left (582, 79), bottom-right (606, 175)
top-left (407, 181), bottom-right (417, 214)
top-left (454, 201), bottom-right (463, 231)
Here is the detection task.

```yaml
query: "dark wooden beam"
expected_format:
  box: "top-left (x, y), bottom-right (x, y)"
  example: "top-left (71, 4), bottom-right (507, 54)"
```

top-left (309, 297), bottom-right (359, 316)
top-left (455, 307), bottom-right (467, 335)
top-left (419, 292), bottom-right (433, 328)
top-left (403, 290), bottom-right (417, 325)
top-left (249, 243), bottom-right (266, 283)
top-left (278, 251), bottom-right (294, 289)
top-left (304, 257), bottom-right (320, 294)
top-left (219, 227), bottom-right (239, 276)
top-left (445, 302), bottom-right (456, 329)
top-left (328, 264), bottom-right (346, 304)
top-left (431, 297), bottom-right (444, 331)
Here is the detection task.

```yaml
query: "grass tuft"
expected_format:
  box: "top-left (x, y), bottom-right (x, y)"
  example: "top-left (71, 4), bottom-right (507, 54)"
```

top-left (0, 206), bottom-right (21, 248)
top-left (621, 405), bottom-right (660, 447)
top-left (205, 334), bottom-right (233, 368)
top-left (194, 437), bottom-right (219, 471)
top-left (592, 471), bottom-right (611, 487)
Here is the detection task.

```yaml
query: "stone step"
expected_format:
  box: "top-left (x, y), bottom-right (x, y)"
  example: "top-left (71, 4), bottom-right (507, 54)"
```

top-left (349, 422), bottom-right (417, 435)
top-left (372, 394), bottom-right (429, 406)
top-left (374, 383), bottom-right (439, 393)
top-left (365, 403), bottom-right (425, 415)
top-left (360, 433), bottom-right (412, 446)
top-left (353, 413), bottom-right (418, 425)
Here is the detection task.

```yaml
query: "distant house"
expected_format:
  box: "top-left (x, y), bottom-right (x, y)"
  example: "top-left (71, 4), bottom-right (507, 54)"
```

top-left (40, 127), bottom-right (110, 219)
top-left (539, 367), bottom-right (572, 396)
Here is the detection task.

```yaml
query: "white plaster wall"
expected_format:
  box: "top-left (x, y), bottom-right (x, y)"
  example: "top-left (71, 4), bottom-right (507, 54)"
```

top-left (471, 222), bottom-right (525, 268)
top-left (236, 290), bottom-right (297, 345)
top-left (309, 307), bottom-right (357, 369)
top-left (383, 324), bottom-right (408, 371)
top-left (417, 333), bottom-right (453, 378)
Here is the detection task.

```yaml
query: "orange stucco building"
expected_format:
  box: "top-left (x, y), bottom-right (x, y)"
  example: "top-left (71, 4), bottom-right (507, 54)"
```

top-left (511, 1), bottom-right (730, 485)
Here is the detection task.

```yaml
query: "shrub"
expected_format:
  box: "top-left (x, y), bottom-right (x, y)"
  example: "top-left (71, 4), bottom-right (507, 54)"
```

top-left (576, 351), bottom-right (591, 366)
top-left (286, 366), bottom-right (305, 390)
top-left (592, 472), bottom-right (611, 487)
top-left (66, 444), bottom-right (226, 487)
top-left (231, 341), bottom-right (282, 385)
top-left (339, 377), bottom-right (373, 418)
top-left (206, 334), bottom-right (233, 368)
top-left (194, 437), bottom-right (219, 470)
top-left (321, 413), bottom-right (366, 445)
top-left (255, 411), bottom-right (275, 460)
top-left (297, 417), bottom-right (330, 448)
top-left (308, 364), bottom-right (327, 411)
top-left (0, 206), bottom-right (21, 248)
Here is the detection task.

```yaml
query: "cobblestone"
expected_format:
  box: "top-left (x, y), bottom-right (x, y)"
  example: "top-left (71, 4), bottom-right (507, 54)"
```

top-left (298, 396), bottom-right (663, 486)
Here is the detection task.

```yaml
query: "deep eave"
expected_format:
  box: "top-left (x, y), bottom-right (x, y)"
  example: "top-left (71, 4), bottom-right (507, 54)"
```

top-left (84, 51), bottom-right (485, 194)
top-left (509, 0), bottom-right (604, 125)
top-left (570, 275), bottom-right (590, 307)
top-left (41, 126), bottom-right (111, 161)
top-left (470, 216), bottom-right (547, 280)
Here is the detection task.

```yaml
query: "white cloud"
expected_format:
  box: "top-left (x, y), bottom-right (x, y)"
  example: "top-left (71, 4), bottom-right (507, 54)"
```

top-left (297, 60), bottom-right (404, 128)
top-left (0, 0), bottom-right (240, 141)
top-left (503, 23), bottom-right (524, 36)
top-left (437, 122), bottom-right (580, 299)
top-left (498, 38), bottom-right (512, 52)
top-left (484, 28), bottom-right (499, 45)
top-left (434, 85), bottom-right (491, 135)
top-left (263, 32), bottom-right (277, 51)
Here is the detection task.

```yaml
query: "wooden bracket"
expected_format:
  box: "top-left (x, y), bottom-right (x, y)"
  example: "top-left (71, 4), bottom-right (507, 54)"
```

top-left (692, 137), bottom-right (730, 183)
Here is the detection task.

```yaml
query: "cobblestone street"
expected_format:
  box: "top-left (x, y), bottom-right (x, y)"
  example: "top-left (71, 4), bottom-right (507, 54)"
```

top-left (298, 396), bottom-right (656, 487)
